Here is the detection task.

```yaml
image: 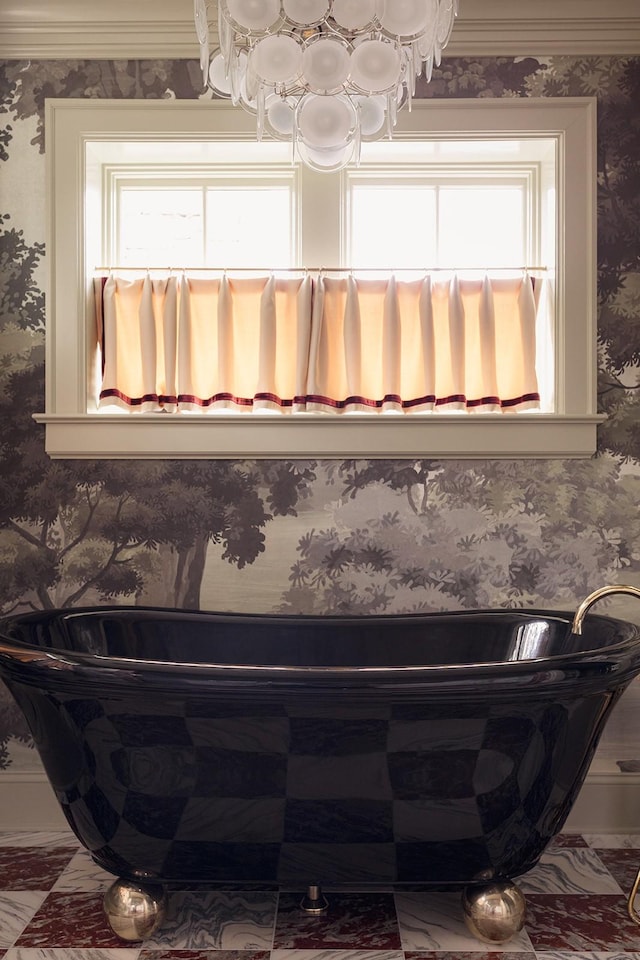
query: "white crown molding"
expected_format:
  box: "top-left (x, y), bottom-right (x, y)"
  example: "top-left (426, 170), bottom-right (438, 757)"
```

top-left (0, 0), bottom-right (639, 59)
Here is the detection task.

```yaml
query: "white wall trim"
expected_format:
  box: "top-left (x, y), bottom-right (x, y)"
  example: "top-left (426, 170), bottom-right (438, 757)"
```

top-left (0, 769), bottom-right (639, 833)
top-left (34, 413), bottom-right (605, 460)
top-left (42, 96), bottom-right (599, 461)
top-left (0, 0), bottom-right (639, 59)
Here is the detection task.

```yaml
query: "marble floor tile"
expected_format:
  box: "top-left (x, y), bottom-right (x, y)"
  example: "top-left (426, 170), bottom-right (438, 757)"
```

top-left (0, 849), bottom-right (79, 891)
top-left (394, 891), bottom-right (534, 953)
top-left (524, 893), bottom-right (640, 952)
top-left (141, 891), bottom-right (277, 951)
top-left (0, 893), bottom-right (48, 949)
top-left (548, 834), bottom-right (588, 848)
top-left (273, 893), bottom-right (401, 951)
top-left (0, 835), bottom-right (79, 850)
top-left (596, 846), bottom-right (640, 891)
top-left (3, 951), bottom-right (141, 960)
top-left (404, 953), bottom-right (536, 959)
top-left (140, 952), bottom-right (270, 960)
top-left (584, 835), bottom-right (640, 849)
top-left (519, 847), bottom-right (623, 895)
top-left (271, 951), bottom-right (404, 960)
top-left (534, 953), bottom-right (640, 959)
top-left (51, 851), bottom-right (114, 893)
top-left (404, 953), bottom-right (536, 960)
top-left (14, 893), bottom-right (126, 949)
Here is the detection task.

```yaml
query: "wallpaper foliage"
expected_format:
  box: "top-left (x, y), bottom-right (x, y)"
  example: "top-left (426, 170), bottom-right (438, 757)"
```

top-left (0, 54), bottom-right (639, 769)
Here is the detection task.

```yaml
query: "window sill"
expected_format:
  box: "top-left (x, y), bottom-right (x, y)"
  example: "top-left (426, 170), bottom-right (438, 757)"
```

top-left (33, 413), bottom-right (605, 459)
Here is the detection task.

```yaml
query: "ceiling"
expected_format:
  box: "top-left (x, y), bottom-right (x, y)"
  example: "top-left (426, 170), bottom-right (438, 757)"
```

top-left (0, 0), bottom-right (639, 59)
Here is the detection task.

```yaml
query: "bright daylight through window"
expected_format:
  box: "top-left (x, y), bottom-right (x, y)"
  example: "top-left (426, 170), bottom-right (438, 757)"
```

top-left (38, 97), bottom-right (600, 458)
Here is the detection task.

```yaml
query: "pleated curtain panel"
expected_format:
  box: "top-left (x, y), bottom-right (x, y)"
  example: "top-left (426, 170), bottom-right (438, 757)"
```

top-left (95, 272), bottom-right (543, 415)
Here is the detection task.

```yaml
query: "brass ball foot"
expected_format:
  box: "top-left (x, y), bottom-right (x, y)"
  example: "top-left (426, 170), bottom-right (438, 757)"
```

top-left (461, 880), bottom-right (526, 944)
top-left (103, 877), bottom-right (168, 941)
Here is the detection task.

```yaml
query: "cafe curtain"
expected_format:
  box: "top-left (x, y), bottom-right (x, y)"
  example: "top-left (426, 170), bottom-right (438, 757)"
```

top-left (95, 271), bottom-right (542, 414)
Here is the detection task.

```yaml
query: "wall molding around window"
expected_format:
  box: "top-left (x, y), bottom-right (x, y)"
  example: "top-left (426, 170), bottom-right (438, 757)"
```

top-left (36, 97), bottom-right (602, 459)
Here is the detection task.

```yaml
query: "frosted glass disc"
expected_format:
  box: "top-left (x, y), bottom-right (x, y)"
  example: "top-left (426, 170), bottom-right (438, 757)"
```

top-left (417, 0), bottom-right (439, 59)
top-left (208, 51), bottom-right (233, 96)
top-left (265, 95), bottom-right (296, 138)
top-left (297, 93), bottom-right (357, 149)
top-left (283, 0), bottom-right (330, 27)
top-left (350, 38), bottom-right (402, 94)
top-left (251, 34), bottom-right (303, 85)
top-left (330, 0), bottom-right (377, 32)
top-left (301, 35), bottom-right (351, 95)
top-left (354, 94), bottom-right (386, 138)
top-left (436, 0), bottom-right (456, 47)
top-left (194, 0), bottom-right (209, 44)
top-left (223, 0), bottom-right (281, 33)
top-left (297, 140), bottom-right (355, 172)
top-left (379, 0), bottom-right (430, 40)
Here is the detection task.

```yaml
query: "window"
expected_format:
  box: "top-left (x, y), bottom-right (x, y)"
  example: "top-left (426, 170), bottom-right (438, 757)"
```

top-left (38, 97), bottom-right (600, 458)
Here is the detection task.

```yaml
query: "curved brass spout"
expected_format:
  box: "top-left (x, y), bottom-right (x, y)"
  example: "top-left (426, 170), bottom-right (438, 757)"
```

top-left (629, 867), bottom-right (640, 927)
top-left (571, 584), bottom-right (640, 635)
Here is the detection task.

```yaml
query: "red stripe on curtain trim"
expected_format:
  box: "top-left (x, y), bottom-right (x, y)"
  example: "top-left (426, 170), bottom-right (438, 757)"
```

top-left (101, 387), bottom-right (541, 411)
top-left (500, 392), bottom-right (541, 408)
top-left (177, 392), bottom-right (303, 408)
top-left (100, 389), bottom-right (306, 409)
top-left (100, 389), bottom-right (177, 406)
top-left (307, 393), bottom-right (412, 410)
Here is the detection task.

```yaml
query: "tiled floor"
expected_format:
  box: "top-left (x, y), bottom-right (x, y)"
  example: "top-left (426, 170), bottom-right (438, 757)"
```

top-left (2, 832), bottom-right (640, 958)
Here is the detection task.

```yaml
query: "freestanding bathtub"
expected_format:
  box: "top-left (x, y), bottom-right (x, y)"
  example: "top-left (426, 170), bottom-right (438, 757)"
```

top-left (1, 586), bottom-right (640, 943)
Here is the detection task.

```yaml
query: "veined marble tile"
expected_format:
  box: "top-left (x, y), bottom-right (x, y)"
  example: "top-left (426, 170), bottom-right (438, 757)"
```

top-left (404, 953), bottom-right (536, 959)
top-left (0, 849), bottom-right (78, 891)
top-left (585, 835), bottom-right (640, 849)
top-left (519, 847), bottom-right (623, 894)
top-left (142, 890), bottom-right (277, 950)
top-left (394, 891), bottom-right (534, 953)
top-left (273, 892), bottom-right (400, 950)
top-left (0, 893), bottom-right (48, 948)
top-left (14, 893), bottom-right (126, 949)
top-left (3, 950), bottom-right (140, 960)
top-left (271, 951), bottom-right (404, 960)
top-left (597, 847), bottom-right (640, 891)
top-left (139, 952), bottom-right (270, 960)
top-left (0, 834), bottom-right (79, 850)
top-left (535, 953), bottom-right (640, 959)
top-left (549, 834), bottom-right (588, 848)
top-left (525, 894), bottom-right (640, 951)
top-left (51, 851), bottom-right (113, 893)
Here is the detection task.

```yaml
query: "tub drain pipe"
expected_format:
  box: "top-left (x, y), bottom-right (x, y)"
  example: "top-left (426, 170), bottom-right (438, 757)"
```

top-left (300, 884), bottom-right (329, 914)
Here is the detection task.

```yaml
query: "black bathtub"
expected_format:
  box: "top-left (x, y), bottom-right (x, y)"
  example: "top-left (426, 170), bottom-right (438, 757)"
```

top-left (1, 588), bottom-right (640, 942)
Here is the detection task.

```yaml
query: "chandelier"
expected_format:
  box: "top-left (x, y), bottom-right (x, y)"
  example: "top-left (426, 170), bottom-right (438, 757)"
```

top-left (194, 0), bottom-right (458, 172)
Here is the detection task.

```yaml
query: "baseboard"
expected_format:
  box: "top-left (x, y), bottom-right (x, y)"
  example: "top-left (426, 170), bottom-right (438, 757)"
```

top-left (563, 770), bottom-right (640, 834)
top-left (1, 769), bottom-right (640, 835)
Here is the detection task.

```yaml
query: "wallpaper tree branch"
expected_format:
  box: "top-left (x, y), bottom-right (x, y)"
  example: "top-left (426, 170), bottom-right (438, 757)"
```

top-left (0, 54), bottom-right (639, 769)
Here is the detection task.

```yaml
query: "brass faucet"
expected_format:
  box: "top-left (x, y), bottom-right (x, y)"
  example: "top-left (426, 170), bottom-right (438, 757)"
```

top-left (571, 584), bottom-right (640, 635)
top-left (574, 586), bottom-right (640, 927)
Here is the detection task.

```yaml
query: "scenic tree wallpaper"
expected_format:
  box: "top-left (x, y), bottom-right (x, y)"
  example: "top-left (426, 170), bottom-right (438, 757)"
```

top-left (0, 54), bottom-right (639, 770)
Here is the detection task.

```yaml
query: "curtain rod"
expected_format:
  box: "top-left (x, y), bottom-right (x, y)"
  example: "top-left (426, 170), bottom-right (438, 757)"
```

top-left (94, 265), bottom-right (549, 273)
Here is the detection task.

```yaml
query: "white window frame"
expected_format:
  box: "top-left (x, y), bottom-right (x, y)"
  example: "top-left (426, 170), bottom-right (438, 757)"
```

top-left (37, 97), bottom-right (601, 459)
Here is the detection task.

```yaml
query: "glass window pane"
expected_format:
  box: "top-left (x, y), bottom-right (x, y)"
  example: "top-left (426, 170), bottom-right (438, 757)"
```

top-left (205, 187), bottom-right (292, 267)
top-left (349, 185), bottom-right (437, 269)
top-left (118, 187), bottom-right (204, 267)
top-left (438, 186), bottom-right (525, 268)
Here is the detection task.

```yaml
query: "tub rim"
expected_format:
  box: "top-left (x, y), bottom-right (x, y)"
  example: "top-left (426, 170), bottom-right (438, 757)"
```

top-left (0, 605), bottom-right (639, 684)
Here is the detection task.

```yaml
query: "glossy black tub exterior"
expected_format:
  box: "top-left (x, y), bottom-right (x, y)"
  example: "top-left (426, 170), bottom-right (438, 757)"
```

top-left (0, 606), bottom-right (639, 888)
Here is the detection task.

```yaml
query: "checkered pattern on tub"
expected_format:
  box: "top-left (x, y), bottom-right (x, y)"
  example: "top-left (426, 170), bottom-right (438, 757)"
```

top-left (45, 691), bottom-right (574, 885)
